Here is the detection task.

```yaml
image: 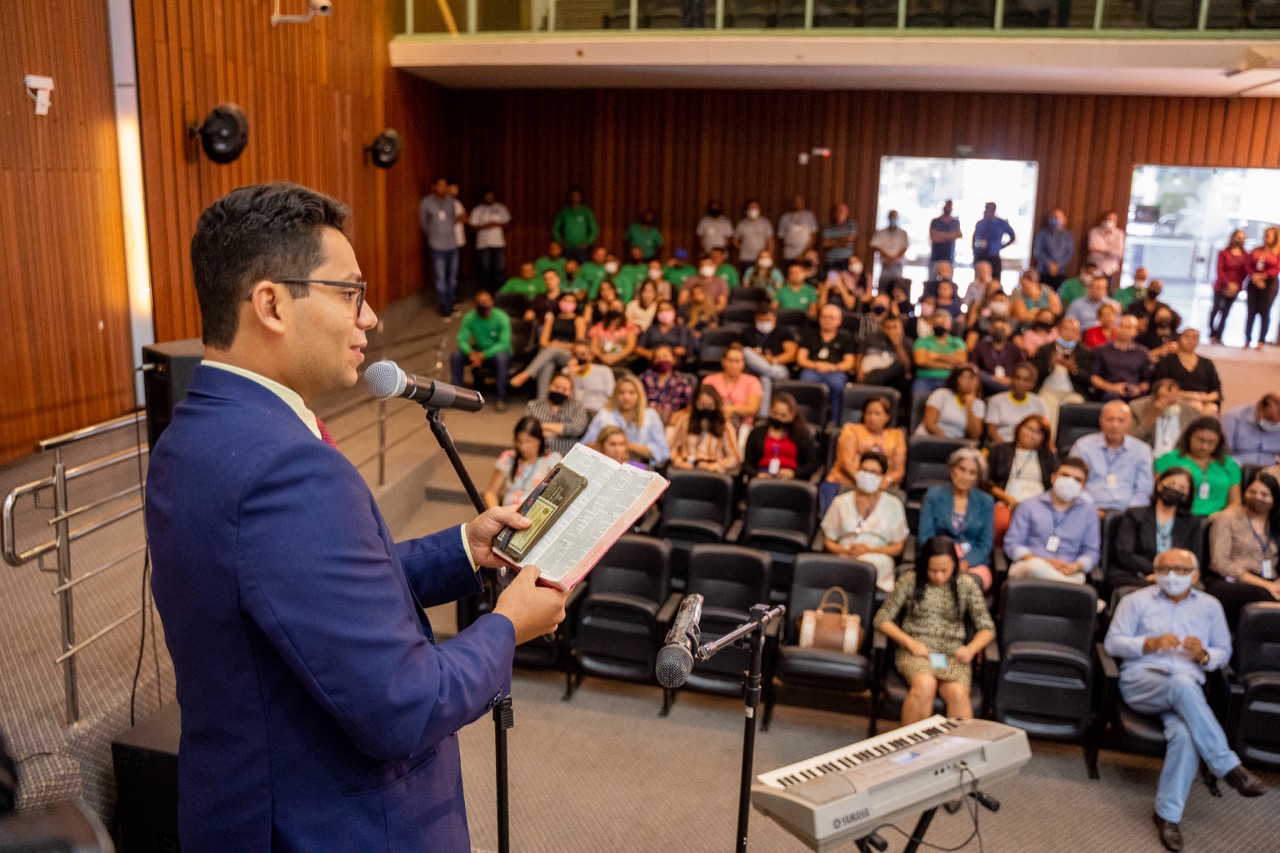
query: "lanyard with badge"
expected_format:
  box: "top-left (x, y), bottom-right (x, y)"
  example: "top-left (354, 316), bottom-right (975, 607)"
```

top-left (1045, 508), bottom-right (1069, 554)
top-left (1248, 519), bottom-right (1277, 580)
top-left (1102, 447), bottom-right (1123, 489)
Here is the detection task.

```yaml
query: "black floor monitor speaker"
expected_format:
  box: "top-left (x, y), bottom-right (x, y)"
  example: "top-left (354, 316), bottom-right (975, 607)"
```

top-left (142, 340), bottom-right (204, 450)
top-left (111, 703), bottom-right (180, 853)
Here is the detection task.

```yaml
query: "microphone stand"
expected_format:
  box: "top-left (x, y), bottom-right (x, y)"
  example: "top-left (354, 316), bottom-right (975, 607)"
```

top-left (424, 407), bottom-right (514, 853)
top-left (694, 603), bottom-right (785, 853)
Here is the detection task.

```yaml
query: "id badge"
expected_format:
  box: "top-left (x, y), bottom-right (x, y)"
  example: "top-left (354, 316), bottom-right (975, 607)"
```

top-left (959, 541), bottom-right (972, 556)
top-left (994, 365), bottom-right (1005, 379)
top-left (1263, 559), bottom-right (1276, 581)
top-left (1046, 534), bottom-right (1061, 554)
top-left (1106, 473), bottom-right (1118, 488)
top-left (929, 652), bottom-right (949, 670)
top-left (817, 347), bottom-right (830, 360)
top-left (1198, 482), bottom-right (1211, 500)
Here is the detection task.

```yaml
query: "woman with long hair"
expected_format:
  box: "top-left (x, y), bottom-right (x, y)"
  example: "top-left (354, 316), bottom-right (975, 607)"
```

top-left (1209, 229), bottom-right (1249, 345)
top-left (873, 535), bottom-right (995, 724)
top-left (1108, 466), bottom-right (1197, 594)
top-left (741, 392), bottom-right (819, 481)
top-left (822, 396), bottom-right (906, 513)
top-left (665, 383), bottom-right (741, 474)
top-left (1206, 472), bottom-right (1280, 628)
top-left (1154, 416), bottom-right (1241, 516)
top-left (986, 414), bottom-right (1058, 546)
top-left (821, 450), bottom-right (909, 592)
top-left (481, 416), bottom-right (561, 509)
top-left (916, 364), bottom-right (984, 441)
top-left (1246, 226), bottom-right (1280, 349)
top-left (582, 373), bottom-right (670, 465)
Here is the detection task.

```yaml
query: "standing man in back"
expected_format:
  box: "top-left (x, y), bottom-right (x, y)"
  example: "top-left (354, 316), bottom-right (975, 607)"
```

top-left (928, 199), bottom-right (962, 279)
top-left (470, 186), bottom-right (512, 294)
top-left (420, 176), bottom-right (464, 316)
top-left (971, 202), bottom-right (1016, 281)
top-left (552, 186), bottom-right (599, 263)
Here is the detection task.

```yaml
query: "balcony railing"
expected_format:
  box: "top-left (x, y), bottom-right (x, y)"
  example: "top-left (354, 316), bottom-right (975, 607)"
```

top-left (399, 1), bottom-right (1280, 35)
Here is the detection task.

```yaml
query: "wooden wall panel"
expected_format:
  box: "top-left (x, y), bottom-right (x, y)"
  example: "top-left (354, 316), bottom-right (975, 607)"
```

top-left (133, 0), bottom-right (404, 343)
top-left (440, 89), bottom-right (1280, 276)
top-left (0, 0), bottom-right (135, 464)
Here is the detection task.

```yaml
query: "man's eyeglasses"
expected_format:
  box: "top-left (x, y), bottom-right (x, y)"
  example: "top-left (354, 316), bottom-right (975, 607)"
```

top-left (248, 279), bottom-right (367, 316)
top-left (1154, 565), bottom-right (1196, 576)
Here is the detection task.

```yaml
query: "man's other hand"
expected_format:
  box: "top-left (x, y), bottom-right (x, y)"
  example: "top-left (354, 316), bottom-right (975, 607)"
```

top-left (493, 566), bottom-right (568, 645)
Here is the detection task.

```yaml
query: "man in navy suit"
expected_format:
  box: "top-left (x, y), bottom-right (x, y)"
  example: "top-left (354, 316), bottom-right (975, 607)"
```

top-left (147, 183), bottom-right (567, 852)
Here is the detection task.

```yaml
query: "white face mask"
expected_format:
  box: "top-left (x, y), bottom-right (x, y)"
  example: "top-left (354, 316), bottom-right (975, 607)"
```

top-left (758, 257), bottom-right (774, 269)
top-left (854, 471), bottom-right (882, 494)
top-left (988, 301), bottom-right (1009, 317)
top-left (1052, 476), bottom-right (1082, 502)
top-left (648, 268), bottom-right (663, 281)
top-left (604, 262), bottom-right (619, 274)
top-left (699, 265), bottom-right (716, 278)
top-left (1156, 572), bottom-right (1194, 598)
top-left (747, 208), bottom-right (761, 220)
top-left (756, 321), bottom-right (776, 335)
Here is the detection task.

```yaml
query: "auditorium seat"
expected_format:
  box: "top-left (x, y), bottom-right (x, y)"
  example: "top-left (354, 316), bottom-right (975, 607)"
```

top-left (654, 470), bottom-right (736, 587)
top-left (735, 478), bottom-right (819, 600)
top-left (1056, 402), bottom-right (1105, 455)
top-left (903, 435), bottom-right (972, 530)
top-left (696, 327), bottom-right (743, 372)
top-left (763, 555), bottom-right (877, 734)
top-left (840, 384), bottom-right (902, 427)
top-left (729, 285), bottom-right (770, 305)
top-left (1226, 602), bottom-right (1280, 770)
top-left (872, 618), bottom-right (997, 735)
top-left (772, 380), bottom-right (829, 427)
top-left (494, 292), bottom-right (530, 317)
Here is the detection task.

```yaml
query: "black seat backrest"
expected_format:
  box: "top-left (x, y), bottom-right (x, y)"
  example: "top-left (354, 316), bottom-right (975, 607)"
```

top-left (1148, 0), bottom-right (1199, 28)
top-left (590, 535), bottom-right (671, 602)
top-left (1057, 403), bottom-right (1105, 454)
top-left (660, 470), bottom-right (735, 531)
top-left (905, 436), bottom-right (970, 496)
top-left (1100, 510), bottom-right (1125, 578)
top-left (786, 555), bottom-right (876, 645)
top-left (686, 544), bottom-right (770, 610)
top-left (697, 328), bottom-right (742, 368)
top-left (841, 384), bottom-right (902, 427)
top-left (950, 0), bottom-right (995, 27)
top-left (494, 292), bottom-right (530, 316)
top-left (1235, 602), bottom-right (1280, 673)
top-left (775, 309), bottom-right (812, 337)
top-left (721, 304), bottom-right (759, 327)
top-left (743, 479), bottom-right (817, 537)
top-left (729, 286), bottom-right (769, 305)
top-left (773, 380), bottom-right (829, 426)
top-left (1000, 579), bottom-right (1097, 655)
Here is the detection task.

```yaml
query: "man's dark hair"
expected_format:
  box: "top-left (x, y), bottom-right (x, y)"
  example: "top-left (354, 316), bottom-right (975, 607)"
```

top-left (190, 182), bottom-right (349, 348)
top-left (1058, 456), bottom-right (1091, 480)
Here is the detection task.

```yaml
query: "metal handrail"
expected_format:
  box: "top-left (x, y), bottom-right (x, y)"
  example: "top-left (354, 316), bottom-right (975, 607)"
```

top-left (36, 411), bottom-right (145, 453)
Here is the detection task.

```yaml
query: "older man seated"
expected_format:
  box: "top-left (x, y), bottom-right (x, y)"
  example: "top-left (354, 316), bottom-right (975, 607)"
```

top-left (1069, 400), bottom-right (1154, 512)
top-left (1104, 549), bottom-right (1269, 852)
top-left (1222, 392), bottom-right (1280, 468)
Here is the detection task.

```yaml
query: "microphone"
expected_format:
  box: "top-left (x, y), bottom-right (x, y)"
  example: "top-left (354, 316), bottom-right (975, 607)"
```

top-left (364, 360), bottom-right (484, 412)
top-left (655, 594), bottom-right (704, 689)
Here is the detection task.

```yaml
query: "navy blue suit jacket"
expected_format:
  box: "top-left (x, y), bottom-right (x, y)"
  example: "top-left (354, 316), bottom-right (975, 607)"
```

top-left (147, 366), bottom-right (514, 853)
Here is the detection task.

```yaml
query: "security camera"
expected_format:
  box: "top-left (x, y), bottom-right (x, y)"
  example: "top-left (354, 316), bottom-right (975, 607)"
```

top-left (308, 0), bottom-right (333, 15)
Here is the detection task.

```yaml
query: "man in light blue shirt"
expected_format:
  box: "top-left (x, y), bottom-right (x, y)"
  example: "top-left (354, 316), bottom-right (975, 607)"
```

top-left (1005, 457), bottom-right (1101, 583)
top-left (1033, 207), bottom-right (1074, 291)
top-left (1065, 275), bottom-right (1120, 330)
top-left (419, 176), bottom-right (463, 316)
top-left (1104, 549), bottom-right (1268, 851)
top-left (1070, 400), bottom-right (1154, 511)
top-left (971, 202), bottom-right (1016, 279)
top-left (1222, 394), bottom-right (1280, 467)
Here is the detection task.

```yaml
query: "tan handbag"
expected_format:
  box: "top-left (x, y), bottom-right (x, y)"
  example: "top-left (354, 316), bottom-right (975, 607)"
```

top-left (797, 587), bottom-right (862, 654)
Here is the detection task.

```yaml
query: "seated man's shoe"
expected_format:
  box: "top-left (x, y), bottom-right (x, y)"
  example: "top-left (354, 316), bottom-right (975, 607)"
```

top-left (1153, 813), bottom-right (1183, 852)
top-left (1224, 764), bottom-right (1269, 797)
top-left (494, 400), bottom-right (508, 413)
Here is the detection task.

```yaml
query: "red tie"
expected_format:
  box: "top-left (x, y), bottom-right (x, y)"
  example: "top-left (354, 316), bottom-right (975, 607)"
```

top-left (316, 417), bottom-right (339, 449)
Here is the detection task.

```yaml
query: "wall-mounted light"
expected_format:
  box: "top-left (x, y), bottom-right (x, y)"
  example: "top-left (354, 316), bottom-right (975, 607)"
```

top-left (365, 129), bottom-right (402, 169)
top-left (272, 0), bottom-right (333, 25)
top-left (188, 103), bottom-right (249, 164)
top-left (23, 75), bottom-right (54, 115)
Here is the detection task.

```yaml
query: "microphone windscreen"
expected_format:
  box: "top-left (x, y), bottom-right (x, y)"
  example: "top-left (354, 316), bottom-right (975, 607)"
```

top-left (364, 360), bottom-right (405, 399)
top-left (655, 645), bottom-right (694, 689)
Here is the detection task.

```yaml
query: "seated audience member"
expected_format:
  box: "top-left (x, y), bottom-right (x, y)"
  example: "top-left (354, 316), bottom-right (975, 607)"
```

top-left (917, 365), bottom-right (985, 442)
top-left (523, 373), bottom-right (588, 457)
top-left (1126, 278), bottom-right (1182, 335)
top-left (589, 309), bottom-right (637, 370)
top-left (678, 257), bottom-right (729, 313)
top-left (639, 344), bottom-right (694, 426)
top-left (482, 417), bottom-right (562, 509)
top-left (616, 245), bottom-right (649, 301)
top-left (1104, 549), bottom-right (1269, 853)
top-left (574, 246), bottom-right (612, 300)
top-left (510, 291), bottom-right (583, 399)
top-left (710, 246), bottom-right (740, 288)
top-left (822, 396), bottom-right (906, 513)
top-left (1206, 472), bottom-right (1280, 627)
top-left (1112, 266), bottom-right (1151, 310)
top-left (1091, 315), bottom-right (1151, 402)
top-left (678, 281), bottom-right (719, 339)
top-left (665, 384), bottom-right (742, 474)
top-left (644, 260), bottom-right (675, 303)
top-left (857, 312), bottom-right (912, 394)
top-left (498, 261), bottom-right (544, 301)
top-left (985, 363), bottom-right (1048, 444)
top-left (1010, 270), bottom-right (1062, 326)
top-left (821, 450), bottom-right (909, 592)
top-left (873, 535), bottom-right (996, 724)
top-left (1155, 417), bottom-right (1242, 517)
top-left (625, 280), bottom-right (660, 331)
top-left (1221, 393), bottom-right (1280, 467)
top-left (1005, 457), bottom-right (1101, 584)
top-left (529, 268), bottom-right (567, 323)
top-left (1082, 303), bottom-right (1117, 349)
top-left (742, 306), bottom-right (797, 417)
top-left (742, 250), bottom-right (783, 291)
top-left (635, 301), bottom-right (692, 363)
top-left (534, 240), bottom-right (567, 280)
top-left (582, 373), bottom-right (670, 467)
top-left (1018, 308), bottom-right (1059, 357)
top-left (1108, 466), bottom-right (1197, 594)
top-left (911, 311), bottom-right (968, 398)
top-left (818, 257), bottom-right (871, 312)
top-left (1069, 400), bottom-right (1154, 512)
top-left (742, 393), bottom-right (820, 483)
top-left (451, 291), bottom-right (512, 412)
top-left (772, 262), bottom-right (820, 316)
top-left (584, 280), bottom-right (625, 326)
top-left (921, 259), bottom-right (953, 300)
top-left (987, 414), bottom-right (1057, 545)
top-left (960, 261), bottom-right (995, 312)
top-left (964, 288), bottom-right (1013, 345)
top-left (799, 249), bottom-right (826, 286)
top-left (797, 304), bottom-right (856, 426)
top-left (919, 448), bottom-right (995, 590)
top-left (595, 425), bottom-right (646, 470)
top-left (970, 316), bottom-right (1025, 396)
top-left (1151, 328), bottom-right (1221, 414)
top-left (932, 279), bottom-right (964, 325)
top-left (1130, 379), bottom-right (1200, 458)
top-left (702, 344), bottom-right (764, 428)
top-left (1065, 275), bottom-right (1119, 330)
top-left (1032, 316), bottom-right (1090, 434)
top-left (567, 339), bottom-right (615, 416)
top-left (1057, 261), bottom-right (1098, 310)
top-left (1137, 305), bottom-right (1180, 359)
top-left (663, 247), bottom-right (694, 290)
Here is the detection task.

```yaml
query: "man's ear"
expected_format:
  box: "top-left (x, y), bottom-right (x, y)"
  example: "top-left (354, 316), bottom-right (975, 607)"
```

top-left (244, 281), bottom-right (288, 336)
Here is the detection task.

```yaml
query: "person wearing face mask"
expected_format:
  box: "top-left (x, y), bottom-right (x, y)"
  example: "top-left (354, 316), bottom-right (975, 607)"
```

top-left (523, 373), bottom-right (589, 457)
top-left (1130, 379), bottom-right (1199, 458)
top-left (820, 202), bottom-right (858, 274)
top-left (663, 247), bottom-right (695, 290)
top-left (928, 200), bottom-right (963, 278)
top-left (742, 394), bottom-right (820, 482)
top-left (734, 198), bottom-right (775, 274)
top-left (1105, 549), bottom-right (1269, 853)
top-left (635, 301), bottom-right (692, 364)
top-left (1209, 230), bottom-right (1249, 345)
top-left (1206, 472), bottom-right (1280, 627)
top-left (742, 307), bottom-right (798, 417)
top-left (1249, 226), bottom-right (1280, 349)
top-left (1032, 316), bottom-right (1091, 435)
top-left (823, 396), bottom-right (906, 513)
top-left (696, 200), bottom-right (734, 256)
top-left (1033, 208), bottom-right (1074, 291)
top-left (638, 344), bottom-right (694, 425)
top-left (1109, 468), bottom-right (1199, 594)
top-left (1222, 393), bottom-right (1280, 467)
top-left (566, 339), bottom-right (615, 417)
top-left (624, 208), bottom-right (664, 261)
top-left (1069, 400), bottom-right (1154, 512)
top-left (509, 292), bottom-right (584, 399)
top-left (665, 384), bottom-right (742, 474)
top-left (1086, 211), bottom-right (1126, 291)
top-left (911, 312), bottom-right (968, 399)
top-left (1136, 306), bottom-right (1181, 359)
top-left (644, 260), bottom-right (675, 303)
top-left (1155, 417), bottom-right (1242, 517)
top-left (742, 249), bottom-right (784, 291)
top-left (678, 256), bottom-right (729, 313)
top-left (970, 316), bottom-right (1025, 396)
top-left (776, 194), bottom-right (819, 261)
top-left (971, 202), bottom-right (1016, 280)
top-left (1018, 308), bottom-right (1059, 357)
top-left (450, 292), bottom-right (512, 412)
top-left (871, 210), bottom-right (910, 291)
top-left (1114, 266), bottom-right (1152, 310)
top-left (1005, 457), bottom-right (1101, 584)
top-left (919, 448), bottom-right (996, 590)
top-left (820, 255), bottom-right (870, 311)
top-left (821, 451), bottom-right (909, 592)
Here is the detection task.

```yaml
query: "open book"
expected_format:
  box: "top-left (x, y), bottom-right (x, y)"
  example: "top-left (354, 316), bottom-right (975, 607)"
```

top-left (492, 443), bottom-right (668, 591)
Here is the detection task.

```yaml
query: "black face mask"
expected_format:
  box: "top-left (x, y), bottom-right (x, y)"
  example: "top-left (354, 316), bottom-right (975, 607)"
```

top-left (695, 407), bottom-right (720, 420)
top-left (477, 305), bottom-right (492, 318)
top-left (872, 305), bottom-right (888, 316)
top-left (1158, 487), bottom-right (1185, 507)
top-left (709, 207), bottom-right (722, 217)
top-left (547, 391), bottom-right (568, 406)
top-left (768, 417), bottom-right (791, 431)
top-left (1034, 321), bottom-right (1052, 331)
top-left (934, 325), bottom-right (949, 338)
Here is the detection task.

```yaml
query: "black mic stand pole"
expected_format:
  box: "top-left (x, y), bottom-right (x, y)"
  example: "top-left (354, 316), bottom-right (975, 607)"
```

top-left (424, 407), bottom-right (514, 853)
top-left (694, 603), bottom-right (785, 853)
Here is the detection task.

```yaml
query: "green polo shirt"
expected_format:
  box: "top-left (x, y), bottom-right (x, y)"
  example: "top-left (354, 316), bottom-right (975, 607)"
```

top-left (665, 264), bottom-right (694, 289)
top-left (625, 223), bottom-right (664, 258)
top-left (576, 263), bottom-right (608, 299)
top-left (717, 263), bottom-right (741, 288)
top-left (912, 334), bottom-right (967, 379)
top-left (773, 284), bottom-right (818, 312)
top-left (498, 276), bottom-right (545, 299)
top-left (1059, 277), bottom-right (1086, 309)
top-left (1155, 450), bottom-right (1241, 516)
top-left (456, 308), bottom-right (512, 359)
top-left (1114, 286), bottom-right (1143, 309)
top-left (613, 266), bottom-right (645, 303)
top-left (552, 205), bottom-right (598, 249)
top-left (534, 255), bottom-right (567, 280)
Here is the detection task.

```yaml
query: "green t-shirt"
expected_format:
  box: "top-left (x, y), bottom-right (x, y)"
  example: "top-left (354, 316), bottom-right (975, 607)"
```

top-left (912, 335), bottom-right (967, 379)
top-left (1114, 286), bottom-right (1143, 309)
top-left (613, 266), bottom-right (645, 303)
top-left (1154, 450), bottom-right (1241, 516)
top-left (665, 264), bottom-right (694, 289)
top-left (456, 308), bottom-right (512, 359)
top-left (717, 263), bottom-right (741, 288)
top-left (534, 255), bottom-right (567, 280)
top-left (576, 263), bottom-right (608, 298)
top-left (773, 284), bottom-right (818, 312)
top-left (1059, 277), bottom-right (1086, 308)
top-left (498, 276), bottom-right (545, 299)
top-left (552, 205), bottom-right (598, 249)
top-left (625, 223), bottom-right (664, 257)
